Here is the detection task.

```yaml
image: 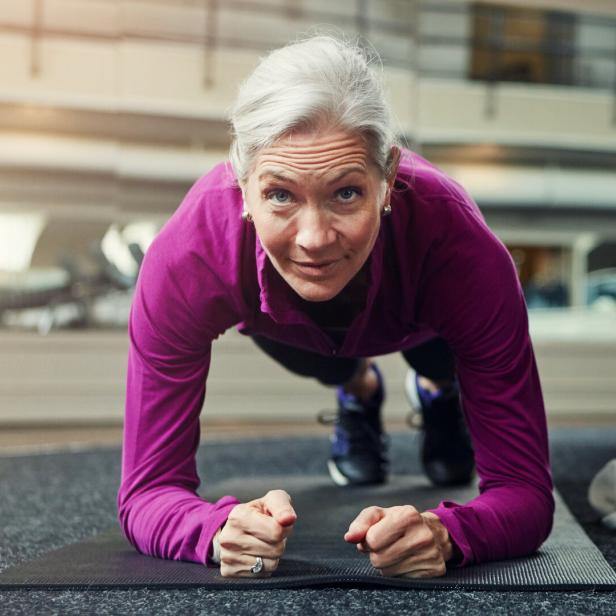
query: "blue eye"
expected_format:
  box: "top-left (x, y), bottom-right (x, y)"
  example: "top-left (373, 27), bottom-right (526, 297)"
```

top-left (337, 187), bottom-right (361, 201)
top-left (268, 190), bottom-right (291, 204)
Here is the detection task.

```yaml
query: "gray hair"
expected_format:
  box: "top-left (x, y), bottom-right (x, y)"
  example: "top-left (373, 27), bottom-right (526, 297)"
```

top-left (228, 34), bottom-right (399, 186)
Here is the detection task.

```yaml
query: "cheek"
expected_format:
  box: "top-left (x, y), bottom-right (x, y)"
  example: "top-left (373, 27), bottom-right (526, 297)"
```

top-left (254, 218), bottom-right (293, 259)
top-left (342, 212), bottom-right (380, 251)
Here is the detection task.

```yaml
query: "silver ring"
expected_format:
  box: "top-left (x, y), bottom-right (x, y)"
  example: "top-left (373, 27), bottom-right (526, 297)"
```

top-left (250, 556), bottom-right (264, 574)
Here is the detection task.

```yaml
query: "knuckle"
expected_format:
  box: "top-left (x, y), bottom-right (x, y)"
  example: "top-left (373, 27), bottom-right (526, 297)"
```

top-left (399, 505), bottom-right (420, 524)
top-left (409, 529), bottom-right (434, 551)
top-left (231, 502), bottom-right (246, 514)
top-left (436, 563), bottom-right (447, 576)
top-left (218, 537), bottom-right (234, 551)
top-left (219, 548), bottom-right (240, 565)
top-left (219, 535), bottom-right (240, 551)
top-left (428, 546), bottom-right (440, 560)
top-left (414, 535), bottom-right (433, 551)
top-left (267, 488), bottom-right (290, 500)
top-left (419, 528), bottom-right (435, 547)
top-left (360, 506), bottom-right (380, 517)
top-left (227, 505), bottom-right (246, 523)
top-left (404, 535), bottom-right (421, 554)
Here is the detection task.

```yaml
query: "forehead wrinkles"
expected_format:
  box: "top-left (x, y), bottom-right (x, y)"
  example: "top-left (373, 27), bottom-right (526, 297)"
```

top-left (256, 151), bottom-right (370, 179)
top-left (258, 154), bottom-right (368, 176)
top-left (257, 134), bottom-right (370, 171)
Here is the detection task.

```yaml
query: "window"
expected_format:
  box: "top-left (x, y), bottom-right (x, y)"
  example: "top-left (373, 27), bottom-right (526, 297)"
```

top-left (508, 245), bottom-right (569, 308)
top-left (470, 3), bottom-right (576, 86)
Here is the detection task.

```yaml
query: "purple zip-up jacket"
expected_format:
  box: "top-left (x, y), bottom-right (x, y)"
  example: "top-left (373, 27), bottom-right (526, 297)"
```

top-left (117, 148), bottom-right (554, 568)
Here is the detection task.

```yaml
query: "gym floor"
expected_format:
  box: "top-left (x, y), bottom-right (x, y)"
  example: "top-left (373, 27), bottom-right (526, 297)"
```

top-left (0, 426), bottom-right (615, 615)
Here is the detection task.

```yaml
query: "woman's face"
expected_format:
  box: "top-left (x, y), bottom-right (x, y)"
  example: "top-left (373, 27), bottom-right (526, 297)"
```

top-left (243, 128), bottom-right (397, 302)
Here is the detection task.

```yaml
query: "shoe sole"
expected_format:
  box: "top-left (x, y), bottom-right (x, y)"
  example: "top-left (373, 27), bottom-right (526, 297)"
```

top-left (404, 369), bottom-right (422, 412)
top-left (327, 459), bottom-right (351, 486)
top-left (327, 459), bottom-right (389, 487)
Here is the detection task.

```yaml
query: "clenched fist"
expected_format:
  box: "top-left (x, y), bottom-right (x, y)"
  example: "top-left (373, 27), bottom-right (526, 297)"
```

top-left (218, 489), bottom-right (296, 577)
top-left (344, 505), bottom-right (454, 578)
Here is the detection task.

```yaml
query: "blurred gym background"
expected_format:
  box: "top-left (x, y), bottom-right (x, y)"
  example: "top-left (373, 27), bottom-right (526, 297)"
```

top-left (0, 0), bottom-right (615, 450)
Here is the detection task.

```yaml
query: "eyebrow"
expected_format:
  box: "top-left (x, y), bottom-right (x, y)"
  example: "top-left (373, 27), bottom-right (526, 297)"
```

top-left (258, 166), bottom-right (365, 186)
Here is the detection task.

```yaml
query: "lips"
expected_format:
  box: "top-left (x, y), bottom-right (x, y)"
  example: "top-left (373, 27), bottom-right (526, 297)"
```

top-left (293, 260), bottom-right (335, 267)
top-left (291, 259), bottom-right (339, 275)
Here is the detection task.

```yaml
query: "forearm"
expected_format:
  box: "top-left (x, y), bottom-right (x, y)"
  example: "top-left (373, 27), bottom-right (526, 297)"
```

top-left (119, 340), bottom-right (240, 566)
top-left (427, 484), bottom-right (555, 567)
top-left (118, 485), bottom-right (238, 565)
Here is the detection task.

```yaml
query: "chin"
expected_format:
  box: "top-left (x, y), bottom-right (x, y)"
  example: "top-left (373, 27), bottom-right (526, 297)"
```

top-left (291, 278), bottom-right (344, 302)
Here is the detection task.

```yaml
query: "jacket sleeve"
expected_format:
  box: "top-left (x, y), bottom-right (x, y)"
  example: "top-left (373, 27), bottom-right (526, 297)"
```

top-left (419, 198), bottom-right (555, 567)
top-left (117, 234), bottom-right (241, 566)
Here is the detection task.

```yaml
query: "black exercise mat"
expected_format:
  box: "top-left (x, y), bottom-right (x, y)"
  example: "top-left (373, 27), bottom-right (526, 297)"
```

top-left (1, 475), bottom-right (615, 591)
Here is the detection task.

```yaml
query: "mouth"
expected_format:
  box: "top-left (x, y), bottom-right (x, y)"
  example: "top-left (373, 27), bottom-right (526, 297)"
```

top-left (291, 259), bottom-right (340, 276)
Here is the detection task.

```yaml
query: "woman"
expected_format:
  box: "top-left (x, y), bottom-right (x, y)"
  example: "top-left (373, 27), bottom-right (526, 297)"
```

top-left (117, 35), bottom-right (554, 579)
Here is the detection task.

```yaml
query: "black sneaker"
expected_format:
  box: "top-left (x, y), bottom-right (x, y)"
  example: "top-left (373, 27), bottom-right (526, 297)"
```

top-left (317, 363), bottom-right (389, 486)
top-left (405, 371), bottom-right (475, 486)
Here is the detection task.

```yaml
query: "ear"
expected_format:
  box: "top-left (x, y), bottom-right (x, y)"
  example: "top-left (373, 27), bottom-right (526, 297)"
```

top-left (384, 145), bottom-right (401, 204)
top-left (239, 184), bottom-right (250, 211)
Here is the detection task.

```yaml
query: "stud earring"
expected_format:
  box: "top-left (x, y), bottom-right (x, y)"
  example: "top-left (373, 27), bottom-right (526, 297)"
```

top-left (382, 204), bottom-right (392, 216)
top-left (241, 210), bottom-right (253, 223)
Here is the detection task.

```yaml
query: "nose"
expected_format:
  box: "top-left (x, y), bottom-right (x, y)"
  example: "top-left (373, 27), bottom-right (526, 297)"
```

top-left (295, 206), bottom-right (337, 253)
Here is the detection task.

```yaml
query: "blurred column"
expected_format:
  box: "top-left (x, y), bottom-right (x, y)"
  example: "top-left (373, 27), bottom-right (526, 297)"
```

top-left (30, 0), bottom-right (44, 76)
top-left (571, 233), bottom-right (600, 307)
top-left (203, 0), bottom-right (218, 89)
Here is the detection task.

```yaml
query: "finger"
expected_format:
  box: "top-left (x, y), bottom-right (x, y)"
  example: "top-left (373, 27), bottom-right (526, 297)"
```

top-left (379, 553), bottom-right (446, 578)
top-left (363, 506), bottom-right (422, 552)
top-left (350, 505), bottom-right (420, 550)
top-left (219, 554), bottom-right (280, 578)
top-left (370, 536), bottom-right (442, 569)
top-left (344, 506), bottom-right (386, 543)
top-left (226, 506), bottom-right (293, 545)
top-left (371, 544), bottom-right (440, 572)
top-left (367, 525), bottom-right (435, 568)
top-left (220, 533), bottom-right (288, 561)
top-left (363, 519), bottom-right (405, 553)
top-left (262, 489), bottom-right (297, 527)
top-left (397, 563), bottom-right (447, 579)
